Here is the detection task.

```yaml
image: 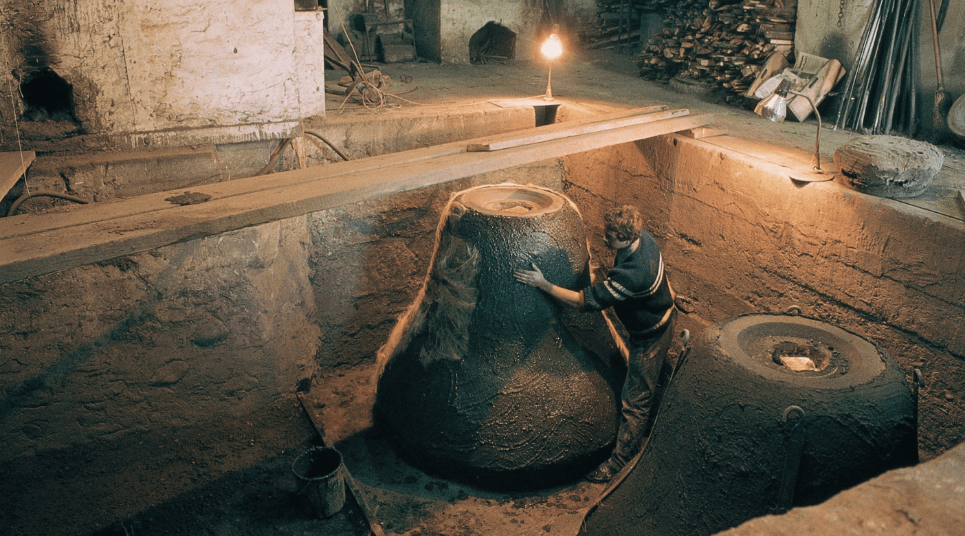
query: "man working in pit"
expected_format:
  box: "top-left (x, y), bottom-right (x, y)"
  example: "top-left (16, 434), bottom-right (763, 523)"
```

top-left (514, 205), bottom-right (677, 483)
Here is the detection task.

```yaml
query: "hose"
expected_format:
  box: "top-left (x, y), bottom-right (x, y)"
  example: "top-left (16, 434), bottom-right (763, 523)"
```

top-left (6, 190), bottom-right (89, 217)
top-left (255, 138), bottom-right (294, 176)
top-left (255, 133), bottom-right (350, 177)
top-left (303, 129), bottom-right (351, 161)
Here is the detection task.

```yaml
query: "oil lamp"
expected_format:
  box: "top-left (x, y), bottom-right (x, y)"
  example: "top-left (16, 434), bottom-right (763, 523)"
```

top-left (541, 25), bottom-right (563, 101)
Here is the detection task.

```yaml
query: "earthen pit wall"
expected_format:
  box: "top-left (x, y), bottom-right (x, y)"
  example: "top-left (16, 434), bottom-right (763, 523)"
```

top-left (1, 134), bottom-right (963, 465)
top-left (0, 218), bottom-right (322, 461)
top-left (562, 135), bottom-right (965, 460)
top-left (0, 162), bottom-right (563, 462)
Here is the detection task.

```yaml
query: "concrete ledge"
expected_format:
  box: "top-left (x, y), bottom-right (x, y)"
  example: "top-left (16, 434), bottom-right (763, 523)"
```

top-left (718, 441), bottom-right (965, 536)
top-left (15, 122), bottom-right (304, 155)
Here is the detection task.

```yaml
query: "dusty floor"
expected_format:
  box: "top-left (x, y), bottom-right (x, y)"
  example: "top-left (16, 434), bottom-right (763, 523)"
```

top-left (2, 46), bottom-right (964, 536)
top-left (318, 44), bottom-right (949, 157)
top-left (0, 362), bottom-right (617, 536)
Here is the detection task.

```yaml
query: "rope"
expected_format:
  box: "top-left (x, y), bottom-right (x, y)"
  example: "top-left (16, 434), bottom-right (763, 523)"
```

top-left (330, 1), bottom-right (393, 111)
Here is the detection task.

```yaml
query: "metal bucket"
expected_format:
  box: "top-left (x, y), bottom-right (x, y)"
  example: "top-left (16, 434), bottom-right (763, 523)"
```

top-left (292, 446), bottom-right (346, 518)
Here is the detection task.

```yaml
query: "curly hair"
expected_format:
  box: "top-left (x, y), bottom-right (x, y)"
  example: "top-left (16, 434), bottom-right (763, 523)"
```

top-left (604, 205), bottom-right (643, 242)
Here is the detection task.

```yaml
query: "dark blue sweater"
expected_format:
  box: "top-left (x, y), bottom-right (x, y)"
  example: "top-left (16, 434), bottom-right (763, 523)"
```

top-left (582, 230), bottom-right (675, 342)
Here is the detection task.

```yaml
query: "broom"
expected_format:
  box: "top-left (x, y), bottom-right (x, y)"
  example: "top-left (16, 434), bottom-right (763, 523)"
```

top-left (928, 0), bottom-right (952, 141)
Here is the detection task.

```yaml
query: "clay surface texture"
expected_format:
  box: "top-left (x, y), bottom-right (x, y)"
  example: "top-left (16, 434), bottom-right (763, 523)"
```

top-left (833, 135), bottom-right (944, 198)
top-left (581, 314), bottom-right (918, 536)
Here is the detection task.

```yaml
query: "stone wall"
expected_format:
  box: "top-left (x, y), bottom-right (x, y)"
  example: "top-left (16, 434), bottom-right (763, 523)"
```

top-left (324, 0), bottom-right (595, 64)
top-left (0, 219), bottom-right (322, 459)
top-left (405, 0), bottom-right (546, 63)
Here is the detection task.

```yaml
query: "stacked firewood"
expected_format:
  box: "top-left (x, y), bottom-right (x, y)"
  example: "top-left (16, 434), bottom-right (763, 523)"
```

top-left (633, 0), bottom-right (796, 102)
top-left (584, 0), bottom-right (693, 49)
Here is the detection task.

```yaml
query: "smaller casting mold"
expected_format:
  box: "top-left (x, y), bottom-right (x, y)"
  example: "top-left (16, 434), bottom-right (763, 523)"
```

top-left (580, 313), bottom-right (918, 536)
top-left (833, 135), bottom-right (943, 198)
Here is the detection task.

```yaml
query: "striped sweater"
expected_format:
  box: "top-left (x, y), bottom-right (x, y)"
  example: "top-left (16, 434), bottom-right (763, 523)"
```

top-left (582, 230), bottom-right (675, 341)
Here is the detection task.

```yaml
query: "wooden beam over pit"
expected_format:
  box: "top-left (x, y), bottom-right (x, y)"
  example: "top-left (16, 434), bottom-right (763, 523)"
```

top-left (1, 151), bottom-right (35, 201)
top-left (0, 109), bottom-right (714, 285)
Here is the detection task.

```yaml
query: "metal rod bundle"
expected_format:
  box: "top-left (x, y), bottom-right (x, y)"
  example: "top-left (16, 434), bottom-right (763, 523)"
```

top-left (833, 0), bottom-right (919, 136)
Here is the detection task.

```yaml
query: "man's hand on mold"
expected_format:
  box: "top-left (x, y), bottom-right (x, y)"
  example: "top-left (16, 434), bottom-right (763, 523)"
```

top-left (514, 263), bottom-right (550, 291)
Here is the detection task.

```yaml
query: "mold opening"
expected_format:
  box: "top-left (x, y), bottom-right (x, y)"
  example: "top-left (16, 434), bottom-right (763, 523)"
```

top-left (459, 185), bottom-right (562, 216)
top-left (469, 21), bottom-right (516, 65)
top-left (771, 340), bottom-right (832, 372)
top-left (19, 67), bottom-right (78, 123)
top-left (492, 200), bottom-right (538, 213)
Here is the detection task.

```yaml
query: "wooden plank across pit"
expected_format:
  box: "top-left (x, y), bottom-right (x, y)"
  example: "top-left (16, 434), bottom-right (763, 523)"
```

top-left (1, 151), bottom-right (36, 200)
top-left (0, 108), bottom-right (714, 285)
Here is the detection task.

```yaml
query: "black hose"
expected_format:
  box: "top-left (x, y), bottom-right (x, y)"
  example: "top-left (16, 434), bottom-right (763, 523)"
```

top-left (6, 190), bottom-right (90, 217)
top-left (255, 138), bottom-right (294, 176)
top-left (303, 129), bottom-right (351, 161)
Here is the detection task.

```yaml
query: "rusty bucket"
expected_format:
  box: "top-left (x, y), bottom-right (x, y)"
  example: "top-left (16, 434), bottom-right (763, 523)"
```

top-left (292, 446), bottom-right (346, 518)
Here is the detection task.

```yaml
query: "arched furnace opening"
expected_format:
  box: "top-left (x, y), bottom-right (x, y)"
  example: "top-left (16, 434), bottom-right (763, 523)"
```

top-left (469, 22), bottom-right (516, 64)
top-left (19, 67), bottom-right (78, 123)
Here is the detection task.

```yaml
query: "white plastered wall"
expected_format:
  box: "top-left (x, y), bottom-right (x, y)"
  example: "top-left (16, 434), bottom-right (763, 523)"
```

top-left (0, 0), bottom-right (326, 149)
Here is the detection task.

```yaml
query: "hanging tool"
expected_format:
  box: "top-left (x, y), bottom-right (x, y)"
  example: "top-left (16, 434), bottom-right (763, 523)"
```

top-left (928, 0), bottom-right (952, 141)
top-left (776, 406), bottom-right (807, 512)
top-left (912, 369), bottom-right (925, 428)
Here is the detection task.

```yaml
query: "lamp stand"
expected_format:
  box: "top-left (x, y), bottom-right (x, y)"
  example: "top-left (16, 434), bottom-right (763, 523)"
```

top-left (544, 63), bottom-right (554, 101)
top-left (788, 90), bottom-right (833, 183)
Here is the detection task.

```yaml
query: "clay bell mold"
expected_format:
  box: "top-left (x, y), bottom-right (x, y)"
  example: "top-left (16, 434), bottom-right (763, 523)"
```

top-left (374, 184), bottom-right (620, 490)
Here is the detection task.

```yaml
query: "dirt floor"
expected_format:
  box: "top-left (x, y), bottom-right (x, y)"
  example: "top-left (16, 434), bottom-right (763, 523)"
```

top-left (0, 363), bottom-right (615, 536)
top-left (2, 46), bottom-right (964, 536)
top-left (317, 44), bottom-right (892, 156)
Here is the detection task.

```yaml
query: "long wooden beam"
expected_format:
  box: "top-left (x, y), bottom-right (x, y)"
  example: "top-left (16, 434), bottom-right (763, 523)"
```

top-left (1, 151), bottom-right (35, 200)
top-left (467, 107), bottom-right (687, 151)
top-left (0, 110), bottom-right (713, 285)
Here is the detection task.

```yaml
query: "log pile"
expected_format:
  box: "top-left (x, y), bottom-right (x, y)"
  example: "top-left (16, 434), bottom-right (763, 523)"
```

top-left (584, 1), bottom-right (700, 50)
top-left (582, 0), bottom-right (643, 50)
top-left (629, 0), bottom-right (797, 103)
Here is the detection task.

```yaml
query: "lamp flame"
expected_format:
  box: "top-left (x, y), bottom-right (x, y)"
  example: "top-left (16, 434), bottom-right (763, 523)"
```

top-left (541, 33), bottom-right (563, 60)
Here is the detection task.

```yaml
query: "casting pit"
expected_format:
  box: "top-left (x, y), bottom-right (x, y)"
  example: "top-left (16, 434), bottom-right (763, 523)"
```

top-left (1, 79), bottom-right (963, 536)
